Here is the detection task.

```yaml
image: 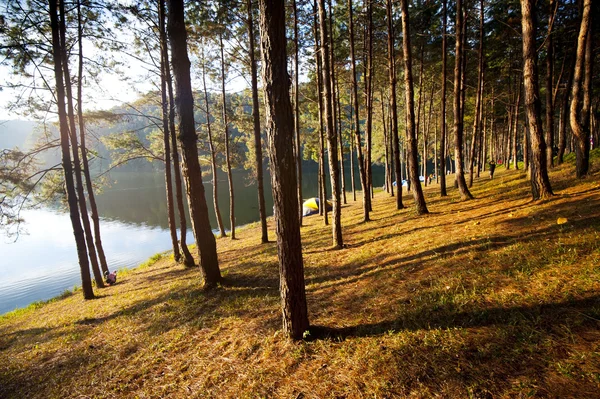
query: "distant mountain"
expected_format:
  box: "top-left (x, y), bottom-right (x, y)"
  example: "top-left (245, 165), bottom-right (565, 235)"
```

top-left (0, 120), bottom-right (40, 150)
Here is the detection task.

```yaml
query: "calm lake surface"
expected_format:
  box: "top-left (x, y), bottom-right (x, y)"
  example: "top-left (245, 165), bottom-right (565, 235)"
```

top-left (0, 166), bottom-right (382, 314)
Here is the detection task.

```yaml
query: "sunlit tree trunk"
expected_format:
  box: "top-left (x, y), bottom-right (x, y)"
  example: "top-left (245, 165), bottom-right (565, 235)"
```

top-left (545, 0), bottom-right (556, 169)
top-left (167, 0), bottom-right (221, 287)
top-left (468, 0), bottom-right (485, 188)
top-left (348, 0), bottom-right (369, 221)
top-left (386, 0), bottom-right (403, 209)
top-left (50, 0), bottom-right (94, 299)
top-left (293, 0), bottom-right (303, 226)
top-left (318, 0), bottom-right (343, 248)
top-left (258, 0), bottom-right (309, 340)
top-left (439, 0), bottom-right (448, 196)
top-left (247, 0), bottom-right (268, 243)
top-left (453, 0), bottom-right (473, 200)
top-left (558, 57), bottom-right (574, 164)
top-left (520, 0), bottom-right (554, 200)
top-left (569, 0), bottom-right (592, 178)
top-left (399, 0), bottom-right (429, 214)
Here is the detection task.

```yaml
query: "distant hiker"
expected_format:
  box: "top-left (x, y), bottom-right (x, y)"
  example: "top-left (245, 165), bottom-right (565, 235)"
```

top-left (104, 270), bottom-right (117, 285)
top-left (489, 161), bottom-right (496, 179)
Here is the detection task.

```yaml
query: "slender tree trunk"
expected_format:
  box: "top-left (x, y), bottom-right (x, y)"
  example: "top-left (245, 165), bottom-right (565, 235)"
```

top-left (453, 0), bottom-right (473, 200)
top-left (313, 2), bottom-right (328, 225)
top-left (512, 82), bottom-right (521, 170)
top-left (318, 0), bottom-right (343, 248)
top-left (520, 0), bottom-right (554, 199)
top-left (219, 35), bottom-right (236, 240)
top-left (167, 0), bottom-right (221, 288)
top-left (59, 0), bottom-right (103, 288)
top-left (439, 0), bottom-right (448, 196)
top-left (165, 32), bottom-right (194, 267)
top-left (570, 0), bottom-right (592, 178)
top-left (381, 92), bottom-right (389, 193)
top-left (545, 0), bottom-right (556, 169)
top-left (159, 0), bottom-right (181, 264)
top-left (201, 51), bottom-right (227, 239)
top-left (247, 0), bottom-right (268, 243)
top-left (258, 0), bottom-right (309, 340)
top-left (399, 0), bottom-right (428, 214)
top-left (348, 0), bottom-right (369, 221)
top-left (468, 0), bottom-right (485, 187)
top-left (50, 0), bottom-right (94, 299)
top-left (336, 79), bottom-right (347, 204)
top-left (558, 57), bottom-right (575, 164)
top-left (293, 0), bottom-right (303, 226)
top-left (76, 0), bottom-right (108, 275)
top-left (365, 0), bottom-right (374, 207)
top-left (349, 93), bottom-right (356, 201)
top-left (386, 0), bottom-right (403, 209)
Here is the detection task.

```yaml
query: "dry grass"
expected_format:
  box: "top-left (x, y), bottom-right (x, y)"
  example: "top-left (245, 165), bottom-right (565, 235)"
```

top-left (1, 151), bottom-right (600, 398)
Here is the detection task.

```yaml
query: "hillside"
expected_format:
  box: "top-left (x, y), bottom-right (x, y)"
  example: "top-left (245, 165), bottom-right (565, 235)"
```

top-left (1, 153), bottom-right (599, 398)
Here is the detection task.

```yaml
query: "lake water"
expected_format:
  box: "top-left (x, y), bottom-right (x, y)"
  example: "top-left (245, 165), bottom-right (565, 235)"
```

top-left (0, 165), bottom-right (382, 314)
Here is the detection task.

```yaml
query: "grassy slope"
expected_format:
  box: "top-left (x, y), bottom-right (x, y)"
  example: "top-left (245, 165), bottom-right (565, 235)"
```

top-left (1, 151), bottom-right (599, 398)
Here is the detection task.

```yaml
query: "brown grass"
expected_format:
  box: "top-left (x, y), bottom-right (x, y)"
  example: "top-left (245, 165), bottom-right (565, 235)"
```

top-left (1, 151), bottom-right (600, 398)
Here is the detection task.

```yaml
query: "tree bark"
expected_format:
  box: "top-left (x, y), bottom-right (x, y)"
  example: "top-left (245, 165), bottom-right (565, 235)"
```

top-left (49, 0), bottom-right (94, 299)
top-left (468, 0), bottom-right (485, 188)
top-left (399, 0), bottom-right (429, 214)
top-left (386, 0), bottom-right (403, 209)
top-left (167, 0), bottom-right (221, 287)
top-left (569, 0), bottom-right (592, 178)
top-left (364, 0), bottom-right (373, 207)
top-left (545, 0), bottom-right (556, 169)
top-left (453, 0), bottom-right (474, 200)
top-left (201, 50), bottom-right (227, 239)
top-left (159, 0), bottom-right (181, 264)
top-left (247, 0), bottom-right (269, 243)
top-left (293, 0), bottom-right (303, 226)
top-left (439, 0), bottom-right (448, 196)
top-left (512, 81), bottom-right (521, 170)
top-left (348, 0), bottom-right (369, 221)
top-left (520, 0), bottom-right (554, 200)
top-left (219, 34), bottom-right (236, 240)
top-left (165, 31), bottom-right (194, 268)
top-left (318, 0), bottom-right (343, 248)
top-left (258, 0), bottom-right (309, 340)
top-left (558, 56), bottom-right (575, 164)
top-left (60, 0), bottom-right (104, 288)
top-left (77, 0), bottom-right (108, 275)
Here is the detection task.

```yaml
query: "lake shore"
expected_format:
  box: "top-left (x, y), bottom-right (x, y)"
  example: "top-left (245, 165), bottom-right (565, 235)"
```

top-left (1, 152), bottom-right (599, 398)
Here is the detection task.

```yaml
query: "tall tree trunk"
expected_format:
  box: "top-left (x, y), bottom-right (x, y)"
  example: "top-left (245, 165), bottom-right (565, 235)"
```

top-left (219, 35), bottom-right (236, 240)
top-left (365, 0), bottom-right (373, 207)
top-left (468, 0), bottom-right (485, 188)
top-left (318, 0), bottom-right (343, 248)
top-left (348, 0), bottom-right (369, 221)
top-left (386, 0), bottom-right (403, 209)
top-left (165, 31), bottom-right (194, 267)
top-left (201, 50), bottom-right (227, 239)
top-left (159, 0), bottom-right (181, 264)
top-left (76, 0), bottom-right (108, 275)
top-left (558, 56), bottom-right (575, 164)
top-left (570, 0), bottom-right (592, 178)
top-left (247, 0), bottom-right (268, 243)
top-left (545, 0), bottom-right (556, 169)
top-left (293, 0), bottom-right (303, 226)
top-left (336, 79), bottom-right (347, 204)
top-left (49, 0), bottom-right (94, 299)
top-left (520, 0), bottom-right (554, 200)
top-left (399, 0), bottom-right (429, 214)
top-left (167, 0), bottom-right (221, 288)
top-left (512, 81), bottom-right (521, 170)
top-left (453, 0), bottom-right (473, 200)
top-left (350, 101), bottom-right (356, 201)
top-left (59, 0), bottom-right (104, 288)
top-left (439, 0), bottom-right (448, 196)
top-left (313, 2), bottom-right (328, 225)
top-left (258, 0), bottom-right (309, 340)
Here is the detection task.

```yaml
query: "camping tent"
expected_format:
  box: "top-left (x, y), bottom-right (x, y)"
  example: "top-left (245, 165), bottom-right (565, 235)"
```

top-left (302, 197), bottom-right (332, 217)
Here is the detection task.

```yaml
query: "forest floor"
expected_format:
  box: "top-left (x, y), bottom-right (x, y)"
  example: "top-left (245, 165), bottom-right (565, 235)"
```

top-left (1, 150), bottom-right (600, 398)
